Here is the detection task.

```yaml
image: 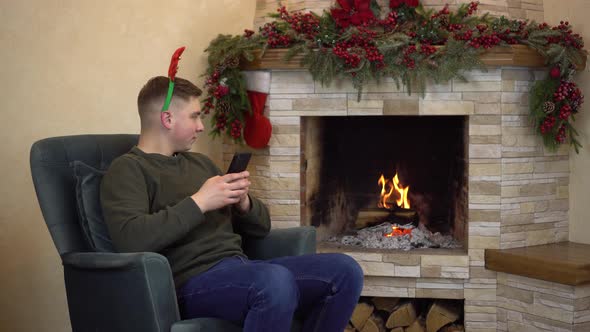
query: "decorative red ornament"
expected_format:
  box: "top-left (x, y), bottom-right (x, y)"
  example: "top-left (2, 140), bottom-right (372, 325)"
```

top-left (331, 0), bottom-right (375, 28)
top-left (168, 46), bottom-right (186, 80)
top-left (550, 66), bottom-right (561, 79)
top-left (405, 0), bottom-right (419, 7)
top-left (243, 91), bottom-right (272, 149)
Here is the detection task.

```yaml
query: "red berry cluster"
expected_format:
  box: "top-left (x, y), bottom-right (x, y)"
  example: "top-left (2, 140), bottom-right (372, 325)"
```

top-left (453, 29), bottom-right (472, 41)
top-left (469, 33), bottom-right (501, 49)
top-left (402, 45), bottom-right (417, 69)
top-left (214, 85), bottom-right (230, 99)
top-left (547, 21), bottom-right (584, 49)
top-left (540, 114), bottom-right (556, 134)
top-left (556, 125), bottom-right (567, 143)
top-left (260, 22), bottom-right (291, 48)
top-left (216, 113), bottom-right (227, 131)
top-left (205, 70), bottom-right (221, 87)
top-left (202, 98), bottom-right (214, 115)
top-left (432, 5), bottom-right (450, 19)
top-left (420, 44), bottom-right (436, 56)
top-left (243, 29), bottom-right (255, 38)
top-left (466, 2), bottom-right (478, 16)
top-left (277, 6), bottom-right (320, 40)
top-left (230, 119), bottom-right (242, 139)
top-left (559, 104), bottom-right (572, 120)
top-left (448, 24), bottom-right (465, 32)
top-left (553, 80), bottom-right (578, 102)
top-left (379, 11), bottom-right (399, 31)
top-left (332, 32), bottom-right (384, 69)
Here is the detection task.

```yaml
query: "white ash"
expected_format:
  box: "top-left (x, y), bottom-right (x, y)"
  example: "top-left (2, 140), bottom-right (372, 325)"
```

top-left (327, 222), bottom-right (461, 251)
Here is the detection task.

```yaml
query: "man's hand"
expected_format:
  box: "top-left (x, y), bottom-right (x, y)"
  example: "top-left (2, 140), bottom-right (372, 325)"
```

top-left (191, 171), bottom-right (251, 213)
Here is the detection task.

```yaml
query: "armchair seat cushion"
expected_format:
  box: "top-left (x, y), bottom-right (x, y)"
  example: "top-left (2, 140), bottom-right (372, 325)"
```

top-left (72, 160), bottom-right (114, 252)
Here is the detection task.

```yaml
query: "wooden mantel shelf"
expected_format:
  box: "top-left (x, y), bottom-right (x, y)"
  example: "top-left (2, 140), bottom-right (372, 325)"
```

top-left (485, 242), bottom-right (590, 286)
top-left (241, 45), bottom-right (557, 70)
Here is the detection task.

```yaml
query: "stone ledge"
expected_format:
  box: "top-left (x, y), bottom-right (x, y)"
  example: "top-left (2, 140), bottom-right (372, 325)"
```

top-left (485, 242), bottom-right (590, 285)
top-left (318, 244), bottom-right (470, 279)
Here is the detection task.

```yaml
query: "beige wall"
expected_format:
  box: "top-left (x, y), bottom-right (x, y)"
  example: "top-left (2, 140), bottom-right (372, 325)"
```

top-left (0, 1), bottom-right (255, 331)
top-left (543, 0), bottom-right (590, 244)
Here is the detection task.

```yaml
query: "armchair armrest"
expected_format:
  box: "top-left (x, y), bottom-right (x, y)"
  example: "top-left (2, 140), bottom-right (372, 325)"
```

top-left (62, 252), bottom-right (180, 332)
top-left (243, 226), bottom-right (316, 260)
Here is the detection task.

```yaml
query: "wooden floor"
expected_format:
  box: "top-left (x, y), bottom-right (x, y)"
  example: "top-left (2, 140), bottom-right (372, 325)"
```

top-left (485, 242), bottom-right (590, 285)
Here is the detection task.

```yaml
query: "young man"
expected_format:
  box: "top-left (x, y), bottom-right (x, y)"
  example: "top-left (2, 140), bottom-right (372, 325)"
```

top-left (100, 76), bottom-right (364, 332)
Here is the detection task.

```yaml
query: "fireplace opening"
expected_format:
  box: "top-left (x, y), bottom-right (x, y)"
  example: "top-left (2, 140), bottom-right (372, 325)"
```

top-left (301, 116), bottom-right (468, 250)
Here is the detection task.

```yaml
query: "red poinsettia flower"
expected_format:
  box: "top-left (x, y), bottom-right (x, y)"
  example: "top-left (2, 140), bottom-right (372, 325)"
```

top-left (390, 0), bottom-right (419, 8)
top-left (331, 0), bottom-right (375, 28)
top-left (168, 46), bottom-right (186, 81)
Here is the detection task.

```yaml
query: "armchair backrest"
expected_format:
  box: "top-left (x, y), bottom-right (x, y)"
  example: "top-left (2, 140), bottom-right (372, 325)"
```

top-left (30, 134), bottom-right (138, 255)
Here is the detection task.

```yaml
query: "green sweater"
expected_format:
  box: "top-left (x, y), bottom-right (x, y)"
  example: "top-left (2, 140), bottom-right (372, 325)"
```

top-left (100, 146), bottom-right (270, 288)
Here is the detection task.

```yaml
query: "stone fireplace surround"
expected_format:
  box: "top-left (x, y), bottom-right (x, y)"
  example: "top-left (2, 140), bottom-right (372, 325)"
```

top-left (222, 62), bottom-right (580, 330)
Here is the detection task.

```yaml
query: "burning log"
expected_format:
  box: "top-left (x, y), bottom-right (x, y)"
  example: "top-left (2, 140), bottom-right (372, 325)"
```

top-left (356, 207), bottom-right (418, 230)
top-left (356, 209), bottom-right (390, 229)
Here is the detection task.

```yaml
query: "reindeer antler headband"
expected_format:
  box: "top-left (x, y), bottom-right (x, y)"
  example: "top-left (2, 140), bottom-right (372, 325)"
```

top-left (161, 46), bottom-right (186, 112)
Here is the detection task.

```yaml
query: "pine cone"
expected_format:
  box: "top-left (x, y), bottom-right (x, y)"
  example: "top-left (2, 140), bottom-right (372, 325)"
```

top-left (225, 57), bottom-right (240, 69)
top-left (216, 100), bottom-right (231, 113)
top-left (543, 101), bottom-right (555, 114)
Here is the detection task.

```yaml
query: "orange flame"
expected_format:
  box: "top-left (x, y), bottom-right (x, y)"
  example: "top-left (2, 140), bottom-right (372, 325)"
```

top-left (384, 226), bottom-right (413, 237)
top-left (378, 172), bottom-right (410, 209)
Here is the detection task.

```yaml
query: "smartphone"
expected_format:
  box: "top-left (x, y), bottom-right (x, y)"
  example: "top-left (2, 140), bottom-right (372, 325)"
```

top-left (226, 152), bottom-right (252, 174)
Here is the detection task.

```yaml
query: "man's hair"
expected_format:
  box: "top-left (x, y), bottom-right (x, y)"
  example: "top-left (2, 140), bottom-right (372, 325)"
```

top-left (137, 76), bottom-right (202, 118)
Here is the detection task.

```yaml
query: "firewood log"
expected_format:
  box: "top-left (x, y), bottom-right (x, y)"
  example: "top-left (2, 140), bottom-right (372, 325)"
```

top-left (425, 301), bottom-right (460, 332)
top-left (405, 319), bottom-right (426, 332)
top-left (351, 302), bottom-right (375, 330)
top-left (344, 323), bottom-right (356, 332)
top-left (440, 324), bottom-right (465, 332)
top-left (390, 327), bottom-right (404, 332)
top-left (360, 314), bottom-right (386, 332)
top-left (371, 297), bottom-right (400, 313)
top-left (356, 209), bottom-right (390, 229)
top-left (386, 302), bottom-right (416, 328)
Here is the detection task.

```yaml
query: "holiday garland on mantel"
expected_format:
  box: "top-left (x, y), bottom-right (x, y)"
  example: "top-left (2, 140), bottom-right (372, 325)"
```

top-left (202, 0), bottom-right (586, 152)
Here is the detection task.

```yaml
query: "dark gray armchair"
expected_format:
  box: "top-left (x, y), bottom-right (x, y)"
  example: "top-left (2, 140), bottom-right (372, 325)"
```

top-left (30, 134), bottom-right (316, 332)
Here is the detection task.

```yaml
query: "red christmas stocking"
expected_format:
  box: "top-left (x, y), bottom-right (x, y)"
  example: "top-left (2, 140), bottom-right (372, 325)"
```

top-left (243, 90), bottom-right (272, 149)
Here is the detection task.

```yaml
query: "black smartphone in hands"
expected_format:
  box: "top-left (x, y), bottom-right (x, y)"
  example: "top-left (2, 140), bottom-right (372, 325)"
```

top-left (226, 152), bottom-right (252, 174)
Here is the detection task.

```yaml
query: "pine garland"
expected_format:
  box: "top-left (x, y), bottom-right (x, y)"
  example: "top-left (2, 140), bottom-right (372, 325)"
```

top-left (203, 1), bottom-right (587, 152)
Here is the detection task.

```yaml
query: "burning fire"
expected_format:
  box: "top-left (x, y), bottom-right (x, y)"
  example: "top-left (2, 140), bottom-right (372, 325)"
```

top-left (378, 173), bottom-right (411, 209)
top-left (384, 226), bottom-right (413, 237)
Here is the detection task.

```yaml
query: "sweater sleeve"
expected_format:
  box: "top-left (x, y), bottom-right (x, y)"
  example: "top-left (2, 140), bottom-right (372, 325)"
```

top-left (100, 156), bottom-right (205, 253)
top-left (232, 194), bottom-right (271, 238)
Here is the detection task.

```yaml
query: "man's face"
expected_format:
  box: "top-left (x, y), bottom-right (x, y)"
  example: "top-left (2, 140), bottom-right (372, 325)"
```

top-left (169, 97), bottom-right (204, 151)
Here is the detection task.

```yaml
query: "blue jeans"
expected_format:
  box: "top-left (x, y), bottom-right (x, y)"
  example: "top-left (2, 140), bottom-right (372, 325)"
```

top-left (177, 253), bottom-right (364, 332)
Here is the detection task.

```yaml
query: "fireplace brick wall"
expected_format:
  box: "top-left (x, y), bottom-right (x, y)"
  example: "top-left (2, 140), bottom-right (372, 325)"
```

top-left (223, 66), bottom-right (570, 331)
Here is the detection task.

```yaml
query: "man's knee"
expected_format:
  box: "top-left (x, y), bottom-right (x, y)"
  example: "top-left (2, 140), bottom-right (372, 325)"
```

top-left (328, 253), bottom-right (364, 292)
top-left (252, 264), bottom-right (299, 310)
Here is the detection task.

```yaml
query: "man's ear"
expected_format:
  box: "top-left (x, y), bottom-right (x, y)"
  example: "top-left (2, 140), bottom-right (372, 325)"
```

top-left (160, 111), bottom-right (173, 129)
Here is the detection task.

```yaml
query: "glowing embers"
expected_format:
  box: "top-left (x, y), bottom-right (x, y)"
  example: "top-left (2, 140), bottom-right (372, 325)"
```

top-left (384, 225), bottom-right (413, 237)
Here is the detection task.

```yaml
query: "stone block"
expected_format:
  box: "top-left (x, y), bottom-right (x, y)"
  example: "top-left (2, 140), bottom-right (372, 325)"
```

top-left (419, 100), bottom-right (474, 115)
top-left (383, 99), bottom-right (419, 115)
top-left (382, 253), bottom-right (420, 265)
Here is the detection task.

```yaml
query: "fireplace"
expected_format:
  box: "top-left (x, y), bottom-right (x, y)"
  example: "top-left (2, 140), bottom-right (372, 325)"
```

top-left (224, 65), bottom-right (571, 331)
top-left (301, 116), bottom-right (468, 250)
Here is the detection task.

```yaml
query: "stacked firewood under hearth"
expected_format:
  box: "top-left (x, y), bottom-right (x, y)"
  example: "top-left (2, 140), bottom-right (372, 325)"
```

top-left (345, 297), bottom-right (464, 332)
